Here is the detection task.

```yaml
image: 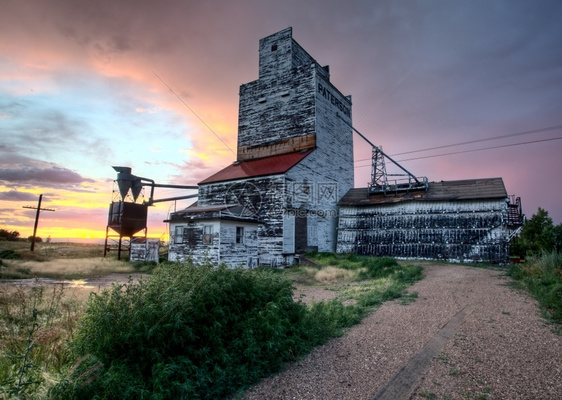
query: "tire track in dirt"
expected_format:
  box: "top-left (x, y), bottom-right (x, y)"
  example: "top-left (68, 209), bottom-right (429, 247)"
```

top-left (372, 303), bottom-right (474, 400)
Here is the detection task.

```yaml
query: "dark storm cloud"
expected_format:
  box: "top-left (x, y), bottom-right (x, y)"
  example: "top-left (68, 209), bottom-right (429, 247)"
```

top-left (0, 166), bottom-right (95, 185)
top-left (0, 150), bottom-right (95, 188)
top-left (1, 0), bottom-right (561, 227)
top-left (0, 191), bottom-right (38, 201)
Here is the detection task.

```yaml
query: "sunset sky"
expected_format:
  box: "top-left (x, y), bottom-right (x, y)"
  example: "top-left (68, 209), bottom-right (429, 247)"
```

top-left (1, 0), bottom-right (561, 242)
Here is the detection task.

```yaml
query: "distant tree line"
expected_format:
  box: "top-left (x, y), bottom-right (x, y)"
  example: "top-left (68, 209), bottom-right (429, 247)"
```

top-left (511, 207), bottom-right (562, 256)
top-left (0, 228), bottom-right (44, 243)
top-left (0, 228), bottom-right (21, 242)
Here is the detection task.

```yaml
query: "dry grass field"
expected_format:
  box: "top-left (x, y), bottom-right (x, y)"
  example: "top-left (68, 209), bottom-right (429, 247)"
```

top-left (0, 241), bottom-right (151, 280)
top-left (0, 240), bottom-right (155, 397)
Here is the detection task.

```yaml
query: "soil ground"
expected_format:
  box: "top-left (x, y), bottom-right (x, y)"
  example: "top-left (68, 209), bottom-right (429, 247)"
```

top-left (244, 264), bottom-right (562, 400)
top-left (1, 254), bottom-right (560, 399)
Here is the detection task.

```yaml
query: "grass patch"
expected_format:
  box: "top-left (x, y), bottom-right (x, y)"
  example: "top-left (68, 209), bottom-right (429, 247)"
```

top-left (1, 252), bottom-right (424, 399)
top-left (507, 250), bottom-right (562, 326)
top-left (0, 241), bottom-right (108, 262)
top-left (0, 250), bottom-right (20, 260)
top-left (50, 261), bottom-right (375, 399)
top-left (1, 258), bottom-right (139, 280)
top-left (1, 241), bottom-right (150, 280)
top-left (0, 283), bottom-right (87, 398)
top-left (401, 291), bottom-right (419, 305)
top-left (314, 266), bottom-right (357, 284)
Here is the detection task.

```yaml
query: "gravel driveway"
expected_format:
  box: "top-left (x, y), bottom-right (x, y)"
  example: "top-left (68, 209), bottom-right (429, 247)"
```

top-left (243, 264), bottom-right (562, 399)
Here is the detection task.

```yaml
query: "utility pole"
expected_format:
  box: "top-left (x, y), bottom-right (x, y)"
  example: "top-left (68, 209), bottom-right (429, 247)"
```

top-left (22, 194), bottom-right (55, 251)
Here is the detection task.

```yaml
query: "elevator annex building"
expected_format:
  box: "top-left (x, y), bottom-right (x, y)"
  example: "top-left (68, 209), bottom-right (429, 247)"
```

top-left (165, 28), bottom-right (523, 267)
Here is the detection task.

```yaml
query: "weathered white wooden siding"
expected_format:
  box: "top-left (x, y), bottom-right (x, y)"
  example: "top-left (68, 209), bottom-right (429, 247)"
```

top-left (130, 239), bottom-right (159, 263)
top-left (218, 220), bottom-right (259, 268)
top-left (282, 47), bottom-right (353, 253)
top-left (238, 28), bottom-right (317, 154)
top-left (169, 28), bottom-right (354, 266)
top-left (337, 199), bottom-right (511, 263)
top-left (198, 175), bottom-right (287, 263)
top-left (168, 220), bottom-right (221, 265)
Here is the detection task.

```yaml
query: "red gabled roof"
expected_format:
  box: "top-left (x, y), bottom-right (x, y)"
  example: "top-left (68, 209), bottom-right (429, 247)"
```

top-left (199, 149), bottom-right (314, 184)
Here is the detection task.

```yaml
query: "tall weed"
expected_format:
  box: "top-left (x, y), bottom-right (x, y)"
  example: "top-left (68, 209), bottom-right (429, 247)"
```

top-left (0, 282), bottom-right (83, 397)
top-left (508, 250), bottom-right (562, 324)
top-left (305, 300), bottom-right (366, 341)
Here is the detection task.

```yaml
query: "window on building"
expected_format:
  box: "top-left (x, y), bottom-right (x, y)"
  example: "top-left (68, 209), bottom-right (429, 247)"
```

top-left (174, 226), bottom-right (184, 244)
top-left (203, 225), bottom-right (213, 244)
top-left (236, 226), bottom-right (244, 244)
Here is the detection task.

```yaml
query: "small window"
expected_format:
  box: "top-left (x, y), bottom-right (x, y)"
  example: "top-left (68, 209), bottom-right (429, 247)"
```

top-left (236, 227), bottom-right (244, 244)
top-left (271, 44), bottom-right (277, 51)
top-left (174, 226), bottom-right (184, 244)
top-left (203, 225), bottom-right (213, 244)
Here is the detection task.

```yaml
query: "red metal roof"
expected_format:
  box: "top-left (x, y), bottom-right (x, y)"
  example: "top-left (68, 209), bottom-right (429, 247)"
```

top-left (199, 149), bottom-right (314, 184)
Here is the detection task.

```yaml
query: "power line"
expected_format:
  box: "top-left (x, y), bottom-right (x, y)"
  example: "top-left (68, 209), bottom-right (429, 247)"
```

top-left (356, 66), bottom-right (415, 126)
top-left (393, 124), bottom-right (562, 156)
top-left (397, 136), bottom-right (562, 162)
top-left (146, 65), bottom-right (236, 156)
top-left (146, 64), bottom-right (267, 179)
top-left (354, 124), bottom-right (562, 164)
top-left (355, 135), bottom-right (562, 167)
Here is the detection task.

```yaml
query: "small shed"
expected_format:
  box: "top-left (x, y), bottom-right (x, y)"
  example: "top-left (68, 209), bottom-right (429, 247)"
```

top-left (336, 178), bottom-right (520, 264)
top-left (166, 204), bottom-right (260, 268)
top-left (130, 238), bottom-right (160, 263)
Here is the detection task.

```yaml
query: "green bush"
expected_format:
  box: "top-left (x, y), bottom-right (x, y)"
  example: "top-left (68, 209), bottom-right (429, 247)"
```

top-left (131, 260), bottom-right (158, 273)
top-left (508, 251), bottom-right (562, 324)
top-left (51, 261), bottom-right (354, 399)
top-left (49, 255), bottom-right (424, 399)
top-left (0, 249), bottom-right (20, 260)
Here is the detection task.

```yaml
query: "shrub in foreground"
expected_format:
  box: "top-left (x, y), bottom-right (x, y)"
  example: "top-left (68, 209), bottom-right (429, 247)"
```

top-left (51, 262), bottom-right (334, 399)
top-left (50, 256), bottom-right (423, 399)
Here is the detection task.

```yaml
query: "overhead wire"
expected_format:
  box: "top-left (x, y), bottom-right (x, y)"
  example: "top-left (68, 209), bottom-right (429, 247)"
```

top-left (356, 66), bottom-right (415, 126)
top-left (147, 64), bottom-right (267, 179)
top-left (354, 124), bottom-right (562, 166)
top-left (147, 64), bottom-right (560, 175)
top-left (355, 134), bottom-right (562, 168)
top-left (146, 65), bottom-right (236, 157)
top-left (392, 124), bottom-right (562, 156)
top-left (397, 135), bottom-right (562, 162)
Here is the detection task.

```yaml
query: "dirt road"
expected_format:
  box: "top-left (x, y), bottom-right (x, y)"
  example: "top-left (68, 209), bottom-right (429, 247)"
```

top-left (244, 264), bottom-right (562, 399)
